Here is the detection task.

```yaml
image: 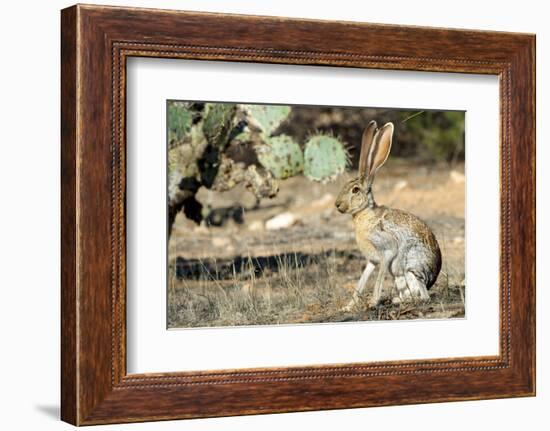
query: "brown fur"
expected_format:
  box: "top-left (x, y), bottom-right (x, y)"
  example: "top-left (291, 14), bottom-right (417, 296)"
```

top-left (352, 206), bottom-right (385, 260)
top-left (335, 121), bottom-right (442, 306)
top-left (336, 176), bottom-right (442, 289)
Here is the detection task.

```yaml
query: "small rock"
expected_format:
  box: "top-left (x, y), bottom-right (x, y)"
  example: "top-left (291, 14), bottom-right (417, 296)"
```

top-left (314, 193), bottom-right (335, 207)
top-left (450, 170), bottom-right (465, 184)
top-left (299, 193), bottom-right (335, 216)
top-left (393, 180), bottom-right (408, 192)
top-left (265, 212), bottom-right (297, 230)
top-left (248, 220), bottom-right (264, 232)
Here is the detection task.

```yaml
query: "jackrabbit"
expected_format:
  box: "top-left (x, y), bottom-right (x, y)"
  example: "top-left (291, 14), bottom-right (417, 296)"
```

top-left (335, 121), bottom-right (441, 310)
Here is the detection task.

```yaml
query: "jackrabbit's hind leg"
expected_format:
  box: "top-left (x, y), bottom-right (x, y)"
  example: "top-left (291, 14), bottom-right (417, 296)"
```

top-left (405, 271), bottom-right (430, 301)
top-left (392, 275), bottom-right (411, 304)
top-left (343, 261), bottom-right (375, 311)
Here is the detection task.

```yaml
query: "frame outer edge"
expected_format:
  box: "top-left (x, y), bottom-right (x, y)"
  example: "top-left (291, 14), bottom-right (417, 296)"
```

top-left (522, 34), bottom-right (536, 395)
top-left (504, 34), bottom-right (536, 396)
top-left (61, 4), bottom-right (536, 424)
top-left (61, 4), bottom-right (80, 426)
top-left (531, 35), bottom-right (537, 395)
top-left (527, 35), bottom-right (536, 395)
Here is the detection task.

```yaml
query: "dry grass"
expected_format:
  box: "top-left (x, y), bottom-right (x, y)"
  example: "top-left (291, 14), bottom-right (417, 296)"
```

top-left (167, 247), bottom-right (465, 328)
top-left (168, 162), bottom-right (466, 329)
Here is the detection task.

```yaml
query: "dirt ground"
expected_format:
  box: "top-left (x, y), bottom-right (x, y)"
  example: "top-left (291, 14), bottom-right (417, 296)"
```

top-left (168, 161), bottom-right (465, 328)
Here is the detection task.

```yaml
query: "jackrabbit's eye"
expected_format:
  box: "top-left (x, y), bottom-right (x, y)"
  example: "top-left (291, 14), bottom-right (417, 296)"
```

top-left (352, 186), bottom-right (360, 194)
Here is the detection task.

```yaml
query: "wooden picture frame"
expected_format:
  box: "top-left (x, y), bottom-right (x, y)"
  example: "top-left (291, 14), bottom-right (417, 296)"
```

top-left (61, 4), bottom-right (535, 425)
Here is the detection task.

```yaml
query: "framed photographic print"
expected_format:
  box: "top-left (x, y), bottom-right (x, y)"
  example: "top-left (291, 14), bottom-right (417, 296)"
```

top-left (61, 4), bottom-right (536, 425)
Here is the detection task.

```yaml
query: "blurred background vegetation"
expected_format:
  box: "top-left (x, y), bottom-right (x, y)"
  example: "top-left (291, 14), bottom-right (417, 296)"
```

top-left (278, 106), bottom-right (465, 165)
top-left (167, 102), bottom-right (465, 233)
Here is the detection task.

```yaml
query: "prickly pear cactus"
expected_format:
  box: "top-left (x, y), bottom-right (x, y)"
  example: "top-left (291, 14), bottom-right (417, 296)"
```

top-left (256, 135), bottom-right (304, 179)
top-left (245, 104), bottom-right (291, 135)
top-left (167, 101), bottom-right (347, 235)
top-left (303, 135), bottom-right (349, 183)
top-left (249, 105), bottom-right (347, 182)
top-left (202, 103), bottom-right (237, 148)
top-left (168, 102), bottom-right (193, 145)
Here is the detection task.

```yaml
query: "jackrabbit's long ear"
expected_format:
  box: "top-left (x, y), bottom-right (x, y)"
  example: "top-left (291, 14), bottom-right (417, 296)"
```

top-left (366, 122), bottom-right (394, 183)
top-left (358, 120), bottom-right (378, 181)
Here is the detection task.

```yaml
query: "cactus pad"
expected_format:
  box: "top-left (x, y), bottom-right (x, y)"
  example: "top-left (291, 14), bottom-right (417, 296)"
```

top-left (168, 102), bottom-right (193, 143)
top-left (246, 104), bottom-right (291, 136)
top-left (256, 135), bottom-right (304, 179)
top-left (303, 135), bottom-right (348, 183)
top-left (203, 103), bottom-right (237, 148)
